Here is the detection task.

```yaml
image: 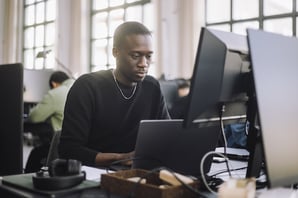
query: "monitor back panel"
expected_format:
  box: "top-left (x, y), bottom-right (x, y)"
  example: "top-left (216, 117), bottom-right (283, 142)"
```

top-left (133, 119), bottom-right (220, 178)
top-left (0, 63), bottom-right (23, 175)
top-left (247, 29), bottom-right (298, 188)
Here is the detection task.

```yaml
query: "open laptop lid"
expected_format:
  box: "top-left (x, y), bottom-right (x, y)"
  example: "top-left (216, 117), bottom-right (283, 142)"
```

top-left (133, 119), bottom-right (220, 178)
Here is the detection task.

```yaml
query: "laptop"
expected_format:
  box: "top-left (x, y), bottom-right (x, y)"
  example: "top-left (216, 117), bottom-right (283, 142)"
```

top-left (132, 119), bottom-right (220, 178)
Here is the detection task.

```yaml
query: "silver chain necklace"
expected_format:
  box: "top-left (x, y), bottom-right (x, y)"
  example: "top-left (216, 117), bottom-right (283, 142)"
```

top-left (112, 70), bottom-right (137, 100)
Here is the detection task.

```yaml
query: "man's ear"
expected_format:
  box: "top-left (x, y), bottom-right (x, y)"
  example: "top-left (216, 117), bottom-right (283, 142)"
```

top-left (112, 47), bottom-right (119, 57)
top-left (50, 81), bottom-right (55, 89)
top-left (51, 81), bottom-right (60, 89)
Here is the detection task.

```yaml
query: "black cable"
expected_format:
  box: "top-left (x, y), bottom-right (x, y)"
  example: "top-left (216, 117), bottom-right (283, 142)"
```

top-left (128, 167), bottom-right (208, 198)
top-left (256, 180), bottom-right (268, 189)
top-left (209, 166), bottom-right (247, 178)
top-left (129, 167), bottom-right (162, 198)
top-left (165, 167), bottom-right (207, 198)
top-left (209, 166), bottom-right (267, 190)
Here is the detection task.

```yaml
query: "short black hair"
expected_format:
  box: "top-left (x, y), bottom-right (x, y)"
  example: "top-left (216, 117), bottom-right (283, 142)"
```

top-left (113, 21), bottom-right (151, 48)
top-left (49, 71), bottom-right (69, 88)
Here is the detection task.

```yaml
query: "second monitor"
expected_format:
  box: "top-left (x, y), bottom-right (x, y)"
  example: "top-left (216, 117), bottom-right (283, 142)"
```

top-left (183, 27), bottom-right (251, 128)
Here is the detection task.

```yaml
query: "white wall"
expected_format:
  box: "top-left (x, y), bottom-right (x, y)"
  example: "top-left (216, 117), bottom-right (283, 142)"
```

top-left (57, 0), bottom-right (90, 77)
top-left (0, 0), bottom-right (4, 63)
top-left (154, 0), bottom-right (205, 80)
top-left (0, 0), bottom-right (23, 64)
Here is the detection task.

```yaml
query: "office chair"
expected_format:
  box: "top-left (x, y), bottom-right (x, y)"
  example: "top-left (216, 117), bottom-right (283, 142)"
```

top-left (32, 130), bottom-right (86, 190)
top-left (159, 80), bottom-right (179, 111)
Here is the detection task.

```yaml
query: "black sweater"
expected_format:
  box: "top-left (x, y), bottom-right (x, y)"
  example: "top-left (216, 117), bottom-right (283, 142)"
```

top-left (59, 69), bottom-right (170, 166)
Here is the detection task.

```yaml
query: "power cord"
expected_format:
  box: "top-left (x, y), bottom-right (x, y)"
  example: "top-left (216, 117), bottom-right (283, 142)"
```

top-left (209, 166), bottom-right (247, 178)
top-left (129, 167), bottom-right (161, 198)
top-left (163, 167), bottom-right (208, 197)
top-left (219, 104), bottom-right (232, 178)
top-left (200, 151), bottom-right (230, 195)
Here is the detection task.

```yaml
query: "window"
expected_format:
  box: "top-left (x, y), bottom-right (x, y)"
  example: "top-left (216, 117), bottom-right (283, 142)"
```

top-left (23, 0), bottom-right (57, 69)
top-left (205, 0), bottom-right (298, 37)
top-left (91, 0), bottom-right (153, 72)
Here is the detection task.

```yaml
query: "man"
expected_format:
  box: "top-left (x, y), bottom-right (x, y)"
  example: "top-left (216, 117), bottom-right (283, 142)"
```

top-left (59, 21), bottom-right (170, 167)
top-left (25, 71), bottom-right (74, 173)
top-left (27, 71), bottom-right (74, 132)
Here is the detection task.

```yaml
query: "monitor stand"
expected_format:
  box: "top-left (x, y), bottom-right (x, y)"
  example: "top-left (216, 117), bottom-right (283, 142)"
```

top-left (246, 129), bottom-right (263, 178)
top-left (245, 79), bottom-right (265, 180)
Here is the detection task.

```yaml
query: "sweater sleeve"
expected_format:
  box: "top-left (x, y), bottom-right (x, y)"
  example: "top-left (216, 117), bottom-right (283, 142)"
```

top-left (58, 75), bottom-right (99, 166)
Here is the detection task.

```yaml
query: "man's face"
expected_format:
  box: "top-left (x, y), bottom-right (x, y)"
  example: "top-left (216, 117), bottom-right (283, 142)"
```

top-left (113, 34), bottom-right (153, 85)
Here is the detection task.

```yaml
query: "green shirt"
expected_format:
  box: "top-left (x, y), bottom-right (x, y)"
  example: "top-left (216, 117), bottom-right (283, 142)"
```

top-left (28, 79), bottom-right (74, 131)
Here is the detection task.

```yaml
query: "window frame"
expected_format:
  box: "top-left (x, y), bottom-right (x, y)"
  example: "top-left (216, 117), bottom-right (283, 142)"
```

top-left (22, 0), bottom-right (57, 70)
top-left (205, 0), bottom-right (298, 36)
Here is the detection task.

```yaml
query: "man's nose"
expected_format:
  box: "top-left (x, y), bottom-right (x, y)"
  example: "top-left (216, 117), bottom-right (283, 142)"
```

top-left (138, 56), bottom-right (149, 67)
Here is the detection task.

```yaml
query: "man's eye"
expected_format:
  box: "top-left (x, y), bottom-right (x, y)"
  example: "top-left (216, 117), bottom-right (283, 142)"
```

top-left (130, 54), bottom-right (140, 59)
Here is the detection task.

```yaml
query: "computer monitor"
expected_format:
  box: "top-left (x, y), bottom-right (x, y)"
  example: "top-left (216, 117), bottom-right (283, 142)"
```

top-left (247, 29), bottom-right (298, 188)
top-left (183, 27), bottom-right (251, 128)
top-left (23, 69), bottom-right (54, 103)
top-left (0, 63), bottom-right (23, 175)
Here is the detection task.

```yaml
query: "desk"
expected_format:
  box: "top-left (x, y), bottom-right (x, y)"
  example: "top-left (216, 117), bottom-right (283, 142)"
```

top-left (24, 102), bottom-right (37, 118)
top-left (0, 154), bottom-right (297, 197)
top-left (0, 167), bottom-right (111, 198)
top-left (207, 155), bottom-right (298, 198)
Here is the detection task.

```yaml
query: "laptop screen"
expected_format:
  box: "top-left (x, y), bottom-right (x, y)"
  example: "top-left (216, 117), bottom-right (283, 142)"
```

top-left (133, 119), bottom-right (220, 178)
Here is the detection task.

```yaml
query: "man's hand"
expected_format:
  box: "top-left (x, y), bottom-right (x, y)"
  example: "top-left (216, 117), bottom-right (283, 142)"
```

top-left (120, 151), bottom-right (135, 166)
top-left (95, 151), bottom-right (135, 166)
